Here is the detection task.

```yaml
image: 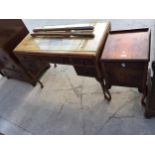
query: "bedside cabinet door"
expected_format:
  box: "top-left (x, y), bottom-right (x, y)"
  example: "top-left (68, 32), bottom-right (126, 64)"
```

top-left (103, 62), bottom-right (146, 88)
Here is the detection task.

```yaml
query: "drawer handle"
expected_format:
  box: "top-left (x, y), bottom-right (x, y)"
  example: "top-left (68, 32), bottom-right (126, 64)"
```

top-left (121, 63), bottom-right (126, 68)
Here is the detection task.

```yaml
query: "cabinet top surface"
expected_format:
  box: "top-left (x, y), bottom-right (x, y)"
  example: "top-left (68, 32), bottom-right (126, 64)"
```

top-left (101, 29), bottom-right (150, 61)
top-left (14, 22), bottom-right (110, 56)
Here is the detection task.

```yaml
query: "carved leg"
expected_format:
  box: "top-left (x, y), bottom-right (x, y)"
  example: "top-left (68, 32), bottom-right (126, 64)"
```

top-left (143, 63), bottom-right (155, 118)
top-left (141, 85), bottom-right (147, 106)
top-left (102, 86), bottom-right (111, 101)
top-left (38, 80), bottom-right (44, 88)
top-left (141, 95), bottom-right (146, 106)
top-left (97, 78), bottom-right (111, 101)
top-left (0, 71), bottom-right (4, 76)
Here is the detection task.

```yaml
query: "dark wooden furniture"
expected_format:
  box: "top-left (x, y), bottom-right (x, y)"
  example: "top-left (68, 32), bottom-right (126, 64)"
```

top-left (145, 61), bottom-right (155, 118)
top-left (0, 19), bottom-right (49, 86)
top-left (100, 28), bottom-right (151, 104)
top-left (14, 22), bottom-right (111, 99)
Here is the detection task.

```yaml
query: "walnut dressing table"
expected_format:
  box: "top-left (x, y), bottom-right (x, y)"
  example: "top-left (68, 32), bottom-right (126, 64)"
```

top-left (14, 22), bottom-right (111, 100)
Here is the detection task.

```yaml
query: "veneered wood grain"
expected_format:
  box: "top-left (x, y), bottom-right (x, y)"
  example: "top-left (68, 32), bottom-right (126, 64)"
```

top-left (101, 29), bottom-right (150, 61)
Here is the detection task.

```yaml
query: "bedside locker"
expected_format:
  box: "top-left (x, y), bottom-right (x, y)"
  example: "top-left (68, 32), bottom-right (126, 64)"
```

top-left (100, 28), bottom-right (151, 105)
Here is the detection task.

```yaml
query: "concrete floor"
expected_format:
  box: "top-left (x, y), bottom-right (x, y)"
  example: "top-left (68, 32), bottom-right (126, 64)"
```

top-left (0, 19), bottom-right (155, 135)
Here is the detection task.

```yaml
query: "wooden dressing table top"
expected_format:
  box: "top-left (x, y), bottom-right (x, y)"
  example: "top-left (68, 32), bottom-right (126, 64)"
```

top-left (14, 22), bottom-right (110, 56)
